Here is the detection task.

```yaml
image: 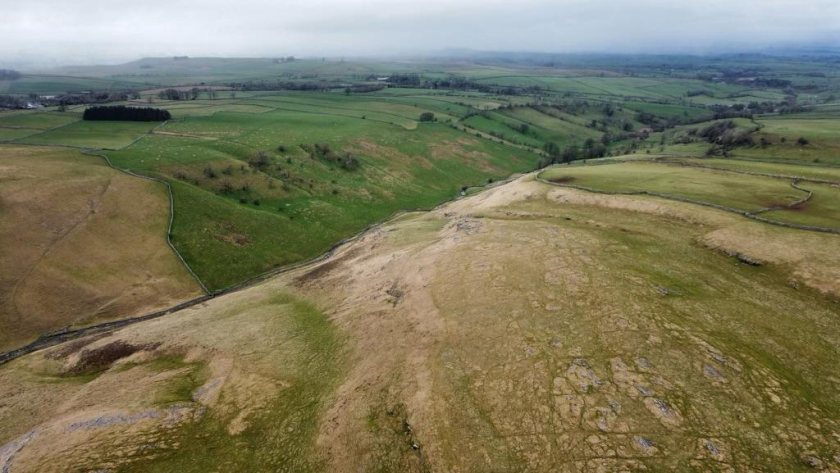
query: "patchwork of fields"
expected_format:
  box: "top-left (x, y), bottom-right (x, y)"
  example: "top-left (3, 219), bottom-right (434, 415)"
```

top-left (1, 55), bottom-right (839, 472)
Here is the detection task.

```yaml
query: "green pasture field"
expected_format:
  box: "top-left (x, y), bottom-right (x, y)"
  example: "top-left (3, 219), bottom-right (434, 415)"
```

top-left (496, 107), bottom-right (601, 146)
top-left (103, 102), bottom-right (539, 289)
top-left (731, 116), bottom-right (840, 165)
top-left (659, 157), bottom-right (840, 183)
top-left (540, 161), bottom-right (804, 212)
top-left (0, 128), bottom-right (42, 141)
top-left (621, 101), bottom-right (712, 122)
top-left (19, 120), bottom-right (158, 149)
top-left (4, 54), bottom-right (840, 291)
top-left (461, 114), bottom-right (544, 148)
top-left (762, 183), bottom-right (840, 229)
top-left (0, 110), bottom-right (80, 130)
top-left (541, 160), bottom-right (840, 231)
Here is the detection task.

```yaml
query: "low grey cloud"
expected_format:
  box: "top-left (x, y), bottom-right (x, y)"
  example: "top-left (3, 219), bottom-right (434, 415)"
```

top-left (2, 0), bottom-right (839, 65)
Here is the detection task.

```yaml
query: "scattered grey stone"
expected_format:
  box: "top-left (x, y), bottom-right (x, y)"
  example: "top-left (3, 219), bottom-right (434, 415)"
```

top-left (1, 429), bottom-right (39, 473)
top-left (653, 398), bottom-right (673, 417)
top-left (801, 453), bottom-right (823, 469)
top-left (65, 406), bottom-right (195, 432)
top-left (635, 384), bottom-right (653, 397)
top-left (708, 351), bottom-right (727, 364)
top-left (385, 282), bottom-right (404, 306)
top-left (635, 357), bottom-right (652, 370)
top-left (570, 358), bottom-right (602, 391)
top-left (705, 439), bottom-right (720, 456)
top-left (725, 250), bottom-right (763, 266)
top-left (455, 218), bottom-right (481, 234)
top-left (572, 358), bottom-right (592, 368)
top-left (608, 399), bottom-right (621, 414)
top-left (635, 436), bottom-right (655, 449)
top-left (656, 286), bottom-right (670, 296)
top-left (66, 411), bottom-right (160, 432)
top-left (703, 364), bottom-right (725, 381)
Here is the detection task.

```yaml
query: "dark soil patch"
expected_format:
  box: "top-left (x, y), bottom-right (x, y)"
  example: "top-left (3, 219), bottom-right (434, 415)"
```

top-left (216, 232), bottom-right (252, 246)
top-left (68, 340), bottom-right (160, 375)
top-left (293, 247), bottom-right (361, 286)
top-left (548, 176), bottom-right (576, 184)
top-left (787, 201), bottom-right (809, 211)
top-left (763, 201), bottom-right (791, 210)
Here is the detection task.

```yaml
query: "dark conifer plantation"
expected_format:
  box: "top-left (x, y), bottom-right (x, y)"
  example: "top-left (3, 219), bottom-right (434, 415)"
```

top-left (83, 105), bottom-right (171, 121)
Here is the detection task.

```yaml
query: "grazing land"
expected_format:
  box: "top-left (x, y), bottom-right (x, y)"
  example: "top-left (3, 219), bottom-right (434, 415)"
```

top-left (0, 145), bottom-right (202, 350)
top-left (1, 53), bottom-right (839, 471)
top-left (1, 174), bottom-right (838, 472)
top-left (540, 160), bottom-right (840, 231)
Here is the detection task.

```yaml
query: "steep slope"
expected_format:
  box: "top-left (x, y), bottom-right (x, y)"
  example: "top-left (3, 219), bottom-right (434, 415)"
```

top-left (0, 145), bottom-right (203, 350)
top-left (1, 173), bottom-right (838, 472)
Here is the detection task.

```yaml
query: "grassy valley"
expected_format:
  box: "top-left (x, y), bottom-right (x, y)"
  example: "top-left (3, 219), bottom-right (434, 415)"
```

top-left (0, 52), bottom-right (839, 471)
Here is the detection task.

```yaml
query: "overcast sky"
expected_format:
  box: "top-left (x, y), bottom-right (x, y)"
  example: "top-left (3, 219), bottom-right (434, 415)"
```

top-left (3, 0), bottom-right (839, 66)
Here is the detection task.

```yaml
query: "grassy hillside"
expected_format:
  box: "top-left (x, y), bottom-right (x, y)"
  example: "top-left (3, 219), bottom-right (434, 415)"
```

top-left (3, 90), bottom-right (543, 291)
top-left (0, 145), bottom-right (202, 350)
top-left (541, 159), bottom-right (840, 230)
top-left (97, 96), bottom-right (540, 290)
top-left (2, 54), bottom-right (840, 470)
top-left (2, 173), bottom-right (838, 471)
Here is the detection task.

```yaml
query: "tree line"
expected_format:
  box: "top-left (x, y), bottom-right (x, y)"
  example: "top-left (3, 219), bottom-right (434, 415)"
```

top-left (157, 88), bottom-right (222, 100)
top-left (0, 90), bottom-right (140, 110)
top-left (0, 69), bottom-right (21, 80)
top-left (229, 80), bottom-right (332, 92)
top-left (83, 105), bottom-right (171, 121)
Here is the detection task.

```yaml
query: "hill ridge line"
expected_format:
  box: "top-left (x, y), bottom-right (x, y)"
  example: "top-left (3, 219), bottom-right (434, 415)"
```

top-left (0, 169), bottom-right (526, 365)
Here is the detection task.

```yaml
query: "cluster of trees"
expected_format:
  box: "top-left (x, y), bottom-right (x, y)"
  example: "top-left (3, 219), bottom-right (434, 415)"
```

top-left (704, 69), bottom-right (794, 89)
top-left (1, 90), bottom-right (140, 109)
top-left (248, 151), bottom-right (272, 170)
top-left (690, 120), bottom-right (755, 150)
top-left (344, 84), bottom-right (386, 94)
top-left (540, 138), bottom-right (607, 167)
top-left (384, 73), bottom-right (422, 86)
top-left (709, 100), bottom-right (812, 120)
top-left (230, 80), bottom-right (331, 92)
top-left (57, 90), bottom-right (138, 106)
top-left (158, 88), bottom-right (206, 100)
top-left (0, 95), bottom-right (26, 108)
top-left (0, 69), bottom-right (21, 80)
top-left (634, 111), bottom-right (688, 132)
top-left (302, 143), bottom-right (360, 170)
top-left (83, 105), bottom-right (171, 121)
top-left (751, 78), bottom-right (793, 88)
top-left (382, 73), bottom-right (537, 96)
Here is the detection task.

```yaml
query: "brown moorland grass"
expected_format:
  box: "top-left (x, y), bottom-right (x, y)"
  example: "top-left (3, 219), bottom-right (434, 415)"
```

top-left (0, 174), bottom-right (838, 472)
top-left (0, 145), bottom-right (202, 350)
